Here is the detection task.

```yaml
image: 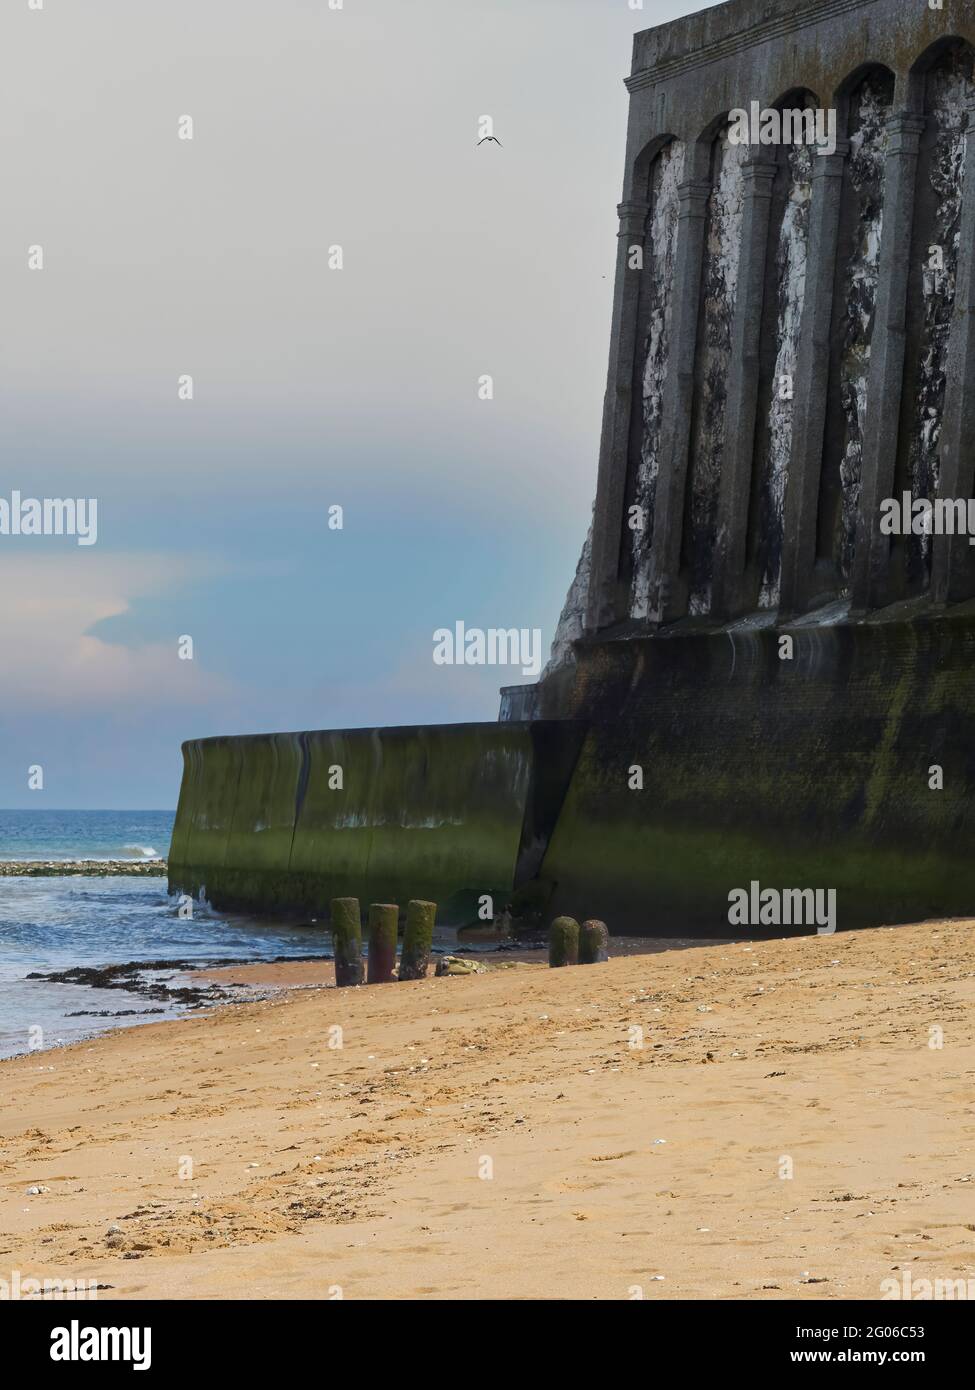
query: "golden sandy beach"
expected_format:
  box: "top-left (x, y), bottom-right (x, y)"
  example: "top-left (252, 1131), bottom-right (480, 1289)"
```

top-left (2, 921), bottom-right (974, 1301)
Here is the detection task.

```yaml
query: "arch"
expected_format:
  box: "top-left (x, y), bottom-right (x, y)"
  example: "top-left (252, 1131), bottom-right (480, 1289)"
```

top-left (696, 109), bottom-right (735, 147)
top-left (631, 133), bottom-right (681, 204)
top-left (769, 85), bottom-right (822, 110)
top-left (906, 36), bottom-right (975, 114)
top-left (834, 61), bottom-right (896, 103)
top-left (832, 62), bottom-right (896, 140)
top-left (911, 35), bottom-right (975, 77)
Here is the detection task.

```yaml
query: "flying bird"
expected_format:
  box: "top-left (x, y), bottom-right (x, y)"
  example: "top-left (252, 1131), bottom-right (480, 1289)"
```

top-left (477, 136), bottom-right (502, 146)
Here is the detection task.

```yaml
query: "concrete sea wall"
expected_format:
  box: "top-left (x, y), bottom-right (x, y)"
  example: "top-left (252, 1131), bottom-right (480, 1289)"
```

top-left (168, 722), bottom-right (584, 923)
top-left (172, 4), bottom-right (975, 939)
top-left (173, 612), bottom-right (975, 937)
top-left (535, 610), bottom-right (975, 934)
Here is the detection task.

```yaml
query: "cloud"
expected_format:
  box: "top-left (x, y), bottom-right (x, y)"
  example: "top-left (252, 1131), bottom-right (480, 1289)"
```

top-left (0, 550), bottom-right (236, 712)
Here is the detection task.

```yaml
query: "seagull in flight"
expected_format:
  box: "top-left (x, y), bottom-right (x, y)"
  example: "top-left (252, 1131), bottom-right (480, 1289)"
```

top-left (477, 135), bottom-right (502, 146)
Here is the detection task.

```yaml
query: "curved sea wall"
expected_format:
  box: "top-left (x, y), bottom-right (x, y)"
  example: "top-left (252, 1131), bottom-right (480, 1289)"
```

top-left (168, 721), bottom-right (585, 922)
top-left (171, 615), bottom-right (975, 935)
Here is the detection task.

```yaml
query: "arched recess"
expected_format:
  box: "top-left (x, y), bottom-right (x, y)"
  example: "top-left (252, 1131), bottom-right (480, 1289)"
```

top-left (748, 89), bottom-right (820, 610)
top-left (816, 64), bottom-right (895, 590)
top-left (890, 38), bottom-right (975, 598)
top-left (682, 113), bottom-right (748, 616)
top-left (624, 134), bottom-right (687, 620)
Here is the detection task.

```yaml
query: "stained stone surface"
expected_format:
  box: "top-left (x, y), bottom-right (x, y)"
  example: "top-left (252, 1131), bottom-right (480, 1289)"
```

top-left (836, 74), bottom-right (891, 583)
top-left (630, 139), bottom-right (685, 620)
top-left (545, 518), bottom-right (592, 675)
top-left (904, 47), bottom-right (971, 586)
top-left (757, 139), bottom-right (812, 610)
top-left (686, 128), bottom-right (746, 616)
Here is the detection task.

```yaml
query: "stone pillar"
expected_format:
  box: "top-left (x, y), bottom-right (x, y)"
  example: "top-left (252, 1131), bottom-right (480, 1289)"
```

top-left (710, 155), bottom-right (778, 620)
top-left (778, 142), bottom-right (850, 618)
top-left (931, 97), bottom-right (975, 607)
top-left (851, 112), bottom-right (926, 613)
top-left (645, 172), bottom-right (711, 623)
top-left (585, 198), bottom-right (651, 633)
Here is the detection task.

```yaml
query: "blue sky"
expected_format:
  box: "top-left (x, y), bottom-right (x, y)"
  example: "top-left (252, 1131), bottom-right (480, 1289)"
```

top-left (0, 0), bottom-right (715, 808)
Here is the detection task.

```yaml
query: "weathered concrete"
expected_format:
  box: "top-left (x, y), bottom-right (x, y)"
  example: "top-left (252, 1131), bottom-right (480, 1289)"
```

top-left (931, 94), bottom-right (975, 604)
top-left (710, 154), bottom-right (777, 619)
top-left (778, 141), bottom-right (849, 617)
top-left (168, 722), bottom-right (586, 923)
top-left (536, 609), bottom-right (975, 934)
top-left (851, 109), bottom-right (925, 611)
top-left (176, 1), bottom-right (975, 940)
top-left (507, 2), bottom-right (975, 937)
top-left (582, 0), bottom-right (975, 632)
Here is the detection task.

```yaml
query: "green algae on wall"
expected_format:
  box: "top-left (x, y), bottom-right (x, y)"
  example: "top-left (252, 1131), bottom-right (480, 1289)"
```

top-left (538, 611), bottom-right (975, 933)
top-left (168, 721), bottom-right (584, 923)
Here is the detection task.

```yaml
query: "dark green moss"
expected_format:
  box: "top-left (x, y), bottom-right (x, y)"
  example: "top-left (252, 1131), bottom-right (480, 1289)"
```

top-left (580, 919), bottom-right (610, 963)
top-left (330, 897), bottom-right (364, 987)
top-left (549, 916), bottom-right (580, 967)
top-left (399, 899), bottom-right (437, 980)
top-left (168, 724), bottom-right (562, 925)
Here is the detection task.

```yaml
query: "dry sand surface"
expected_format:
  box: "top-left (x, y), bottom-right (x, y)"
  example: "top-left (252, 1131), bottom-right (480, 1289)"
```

top-left (2, 921), bottom-right (974, 1301)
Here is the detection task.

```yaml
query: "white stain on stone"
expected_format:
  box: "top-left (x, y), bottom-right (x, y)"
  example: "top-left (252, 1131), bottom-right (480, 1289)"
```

top-left (631, 139), bottom-right (685, 619)
top-left (907, 53), bottom-right (970, 573)
top-left (688, 128), bottom-right (747, 615)
top-left (838, 76), bottom-right (890, 582)
top-left (759, 142), bottom-right (812, 609)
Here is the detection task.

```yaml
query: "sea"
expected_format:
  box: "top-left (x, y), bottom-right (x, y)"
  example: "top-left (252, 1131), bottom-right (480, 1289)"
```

top-left (0, 809), bottom-right (337, 1060)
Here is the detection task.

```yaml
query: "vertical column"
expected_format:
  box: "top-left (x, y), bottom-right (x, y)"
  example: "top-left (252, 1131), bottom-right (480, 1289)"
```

top-left (931, 96), bottom-right (975, 606)
top-left (585, 198), bottom-right (650, 633)
top-left (851, 112), bottom-right (926, 613)
top-left (710, 155), bottom-right (778, 620)
top-left (778, 142), bottom-right (850, 618)
top-left (645, 170), bottom-right (711, 623)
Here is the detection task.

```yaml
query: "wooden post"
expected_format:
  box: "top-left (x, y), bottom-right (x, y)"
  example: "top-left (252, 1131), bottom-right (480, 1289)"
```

top-left (399, 899), bottom-right (436, 980)
top-left (330, 897), bottom-right (364, 987)
top-left (549, 916), bottom-right (580, 968)
top-left (579, 919), bottom-right (610, 963)
top-left (367, 903), bottom-right (399, 984)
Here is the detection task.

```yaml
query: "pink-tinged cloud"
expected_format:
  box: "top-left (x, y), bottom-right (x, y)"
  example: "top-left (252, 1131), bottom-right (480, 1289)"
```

top-left (0, 552), bottom-right (236, 712)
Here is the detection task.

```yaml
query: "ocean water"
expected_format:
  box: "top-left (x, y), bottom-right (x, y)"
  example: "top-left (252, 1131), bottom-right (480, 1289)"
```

top-left (0, 808), bottom-right (175, 862)
top-left (0, 809), bottom-right (339, 1060)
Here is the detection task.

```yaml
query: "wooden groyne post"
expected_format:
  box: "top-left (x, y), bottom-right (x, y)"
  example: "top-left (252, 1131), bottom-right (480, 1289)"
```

top-left (549, 916), bottom-right (580, 967)
top-left (580, 919), bottom-right (610, 963)
top-left (367, 903), bottom-right (399, 984)
top-left (399, 899), bottom-right (436, 980)
top-left (330, 897), bottom-right (364, 987)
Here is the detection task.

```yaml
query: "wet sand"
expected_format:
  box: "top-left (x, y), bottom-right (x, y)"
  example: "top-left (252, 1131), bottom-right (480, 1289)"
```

top-left (1, 919), bottom-right (973, 1300)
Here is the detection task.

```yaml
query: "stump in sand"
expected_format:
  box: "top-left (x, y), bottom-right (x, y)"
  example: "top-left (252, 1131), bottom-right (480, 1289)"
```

top-left (399, 899), bottom-right (436, 980)
top-left (367, 903), bottom-right (399, 983)
top-left (549, 916), bottom-right (580, 967)
top-left (330, 897), bottom-right (364, 987)
top-left (579, 919), bottom-right (610, 963)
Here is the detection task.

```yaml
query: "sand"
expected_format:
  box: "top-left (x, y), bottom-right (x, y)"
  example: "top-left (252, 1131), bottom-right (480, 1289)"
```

top-left (2, 920), bottom-right (974, 1301)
